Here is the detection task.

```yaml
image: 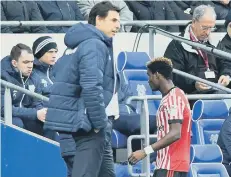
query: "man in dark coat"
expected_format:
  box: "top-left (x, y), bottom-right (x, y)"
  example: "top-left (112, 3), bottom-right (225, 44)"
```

top-left (164, 5), bottom-right (231, 96)
top-left (1, 1), bottom-right (47, 33)
top-left (44, 2), bottom-right (120, 177)
top-left (36, 1), bottom-right (84, 33)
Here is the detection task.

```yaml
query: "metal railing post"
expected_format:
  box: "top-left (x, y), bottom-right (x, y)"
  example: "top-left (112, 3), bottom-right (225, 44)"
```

top-left (127, 135), bottom-right (157, 177)
top-left (149, 29), bottom-right (154, 59)
top-left (4, 87), bottom-right (12, 125)
top-left (140, 98), bottom-right (151, 176)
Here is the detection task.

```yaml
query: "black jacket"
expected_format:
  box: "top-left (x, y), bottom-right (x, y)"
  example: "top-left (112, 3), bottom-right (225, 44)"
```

top-left (164, 25), bottom-right (231, 94)
top-left (1, 1), bottom-right (47, 33)
top-left (217, 34), bottom-right (231, 56)
top-left (36, 1), bottom-right (84, 33)
top-left (216, 34), bottom-right (231, 88)
top-left (125, 1), bottom-right (178, 32)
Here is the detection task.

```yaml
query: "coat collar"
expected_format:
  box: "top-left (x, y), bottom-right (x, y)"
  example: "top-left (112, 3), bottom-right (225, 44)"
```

top-left (181, 24), bottom-right (213, 54)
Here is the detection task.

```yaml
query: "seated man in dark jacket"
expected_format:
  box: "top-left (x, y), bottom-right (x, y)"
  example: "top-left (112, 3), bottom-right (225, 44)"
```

top-left (1, 1), bottom-right (47, 33)
top-left (217, 10), bottom-right (231, 64)
top-left (217, 109), bottom-right (231, 176)
top-left (1, 43), bottom-right (47, 135)
top-left (164, 5), bottom-right (231, 98)
top-left (36, 1), bottom-right (84, 33)
top-left (216, 10), bottom-right (231, 88)
top-left (213, 0), bottom-right (231, 20)
top-left (125, 1), bottom-right (179, 32)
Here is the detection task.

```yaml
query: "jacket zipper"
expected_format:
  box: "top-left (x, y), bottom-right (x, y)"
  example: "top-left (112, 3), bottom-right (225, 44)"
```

top-left (47, 66), bottom-right (53, 84)
top-left (19, 72), bottom-right (29, 107)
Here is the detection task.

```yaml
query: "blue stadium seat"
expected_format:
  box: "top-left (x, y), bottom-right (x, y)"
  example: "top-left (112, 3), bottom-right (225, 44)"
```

top-left (191, 100), bottom-right (229, 144)
top-left (189, 144), bottom-right (229, 177)
top-left (117, 51), bottom-right (160, 115)
top-left (117, 51), bottom-right (151, 71)
top-left (123, 70), bottom-right (160, 115)
top-left (112, 129), bottom-right (127, 149)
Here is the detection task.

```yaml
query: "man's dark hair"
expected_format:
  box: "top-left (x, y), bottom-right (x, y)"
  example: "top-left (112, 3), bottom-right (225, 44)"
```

top-left (10, 43), bottom-right (32, 61)
top-left (88, 1), bottom-right (120, 26)
top-left (147, 57), bottom-right (173, 80)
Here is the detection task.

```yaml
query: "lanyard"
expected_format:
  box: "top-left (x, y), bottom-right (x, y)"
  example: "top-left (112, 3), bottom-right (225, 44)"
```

top-left (189, 30), bottom-right (209, 69)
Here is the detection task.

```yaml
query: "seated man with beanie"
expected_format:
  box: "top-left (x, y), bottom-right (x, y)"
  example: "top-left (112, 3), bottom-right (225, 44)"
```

top-left (32, 36), bottom-right (59, 141)
top-left (32, 36), bottom-right (58, 98)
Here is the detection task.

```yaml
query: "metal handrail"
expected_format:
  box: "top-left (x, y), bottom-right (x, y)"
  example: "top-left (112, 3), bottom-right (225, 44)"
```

top-left (0, 20), bottom-right (225, 27)
top-left (0, 79), bottom-right (48, 102)
top-left (2, 77), bottom-right (230, 106)
top-left (147, 26), bottom-right (231, 61)
top-left (1, 79), bottom-right (49, 125)
top-left (173, 69), bottom-right (231, 93)
top-left (127, 135), bottom-right (157, 177)
top-left (126, 94), bottom-right (231, 105)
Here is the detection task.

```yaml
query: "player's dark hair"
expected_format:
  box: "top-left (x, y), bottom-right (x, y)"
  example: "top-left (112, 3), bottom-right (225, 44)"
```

top-left (147, 57), bottom-right (173, 80)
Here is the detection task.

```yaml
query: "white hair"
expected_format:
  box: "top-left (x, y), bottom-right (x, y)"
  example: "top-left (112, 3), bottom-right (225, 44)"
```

top-left (192, 5), bottom-right (216, 21)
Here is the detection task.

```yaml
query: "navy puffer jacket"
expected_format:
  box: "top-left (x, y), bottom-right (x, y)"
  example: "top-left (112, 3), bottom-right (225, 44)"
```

top-left (44, 23), bottom-right (116, 133)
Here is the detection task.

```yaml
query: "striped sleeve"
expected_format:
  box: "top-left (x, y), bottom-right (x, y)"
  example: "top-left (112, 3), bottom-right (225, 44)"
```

top-left (166, 89), bottom-right (185, 124)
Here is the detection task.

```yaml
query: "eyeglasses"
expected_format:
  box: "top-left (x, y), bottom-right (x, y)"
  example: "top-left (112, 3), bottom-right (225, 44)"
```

top-left (199, 24), bottom-right (216, 32)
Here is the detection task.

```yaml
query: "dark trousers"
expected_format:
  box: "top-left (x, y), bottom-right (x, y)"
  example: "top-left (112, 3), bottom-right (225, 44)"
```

top-left (153, 169), bottom-right (187, 177)
top-left (64, 155), bottom-right (74, 177)
top-left (71, 120), bottom-right (115, 177)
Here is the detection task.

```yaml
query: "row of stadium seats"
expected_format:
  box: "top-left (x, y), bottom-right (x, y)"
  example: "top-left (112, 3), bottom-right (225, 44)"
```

top-left (192, 99), bottom-right (229, 145)
top-left (189, 144), bottom-right (228, 177)
top-left (115, 144), bottom-right (229, 177)
top-left (112, 52), bottom-right (160, 149)
top-left (112, 51), bottom-right (230, 149)
top-left (112, 51), bottom-right (230, 177)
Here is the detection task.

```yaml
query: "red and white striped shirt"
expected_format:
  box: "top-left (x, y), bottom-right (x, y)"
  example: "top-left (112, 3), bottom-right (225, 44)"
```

top-left (155, 87), bottom-right (191, 172)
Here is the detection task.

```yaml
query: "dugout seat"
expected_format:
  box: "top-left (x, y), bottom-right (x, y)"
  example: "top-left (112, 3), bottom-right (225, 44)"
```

top-left (117, 51), bottom-right (160, 115)
top-left (189, 144), bottom-right (229, 177)
top-left (191, 100), bottom-right (229, 144)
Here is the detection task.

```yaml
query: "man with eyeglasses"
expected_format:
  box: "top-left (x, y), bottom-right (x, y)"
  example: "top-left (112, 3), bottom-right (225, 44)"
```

top-left (164, 5), bottom-right (231, 106)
